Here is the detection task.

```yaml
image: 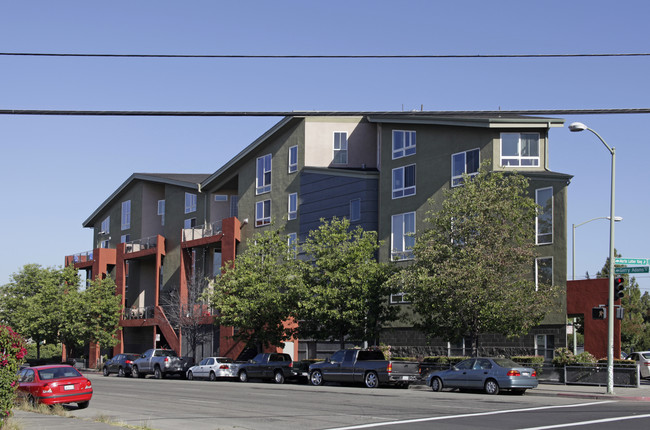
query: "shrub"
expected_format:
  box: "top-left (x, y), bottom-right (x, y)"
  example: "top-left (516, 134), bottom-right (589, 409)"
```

top-left (511, 356), bottom-right (545, 366)
top-left (422, 356), bottom-right (468, 365)
top-left (0, 326), bottom-right (27, 426)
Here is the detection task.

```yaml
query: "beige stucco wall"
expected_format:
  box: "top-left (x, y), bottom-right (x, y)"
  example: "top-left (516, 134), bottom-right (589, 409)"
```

top-left (304, 117), bottom-right (377, 169)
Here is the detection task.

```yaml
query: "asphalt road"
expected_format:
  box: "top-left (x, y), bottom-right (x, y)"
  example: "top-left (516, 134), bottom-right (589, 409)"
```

top-left (61, 374), bottom-right (650, 430)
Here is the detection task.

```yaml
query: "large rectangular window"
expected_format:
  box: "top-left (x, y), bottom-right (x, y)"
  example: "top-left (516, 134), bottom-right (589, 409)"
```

top-left (256, 200), bottom-right (271, 227)
top-left (451, 148), bottom-right (480, 187)
top-left (391, 212), bottom-right (415, 261)
top-left (501, 133), bottom-right (540, 167)
top-left (535, 334), bottom-right (555, 361)
top-left (100, 216), bottom-right (110, 234)
top-left (392, 164), bottom-right (416, 198)
top-left (333, 132), bottom-right (348, 164)
top-left (536, 257), bottom-right (553, 291)
top-left (185, 192), bottom-right (197, 214)
top-left (536, 187), bottom-right (553, 244)
top-left (392, 130), bottom-right (416, 159)
top-left (256, 154), bottom-right (272, 194)
top-left (288, 145), bottom-right (298, 173)
top-left (288, 193), bottom-right (297, 220)
top-left (121, 200), bottom-right (131, 230)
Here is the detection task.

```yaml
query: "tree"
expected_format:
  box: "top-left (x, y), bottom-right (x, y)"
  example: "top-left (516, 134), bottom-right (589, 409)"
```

top-left (0, 326), bottom-right (26, 425)
top-left (296, 217), bottom-right (399, 348)
top-left (208, 228), bottom-right (301, 352)
top-left (398, 164), bottom-right (561, 356)
top-left (161, 276), bottom-right (213, 359)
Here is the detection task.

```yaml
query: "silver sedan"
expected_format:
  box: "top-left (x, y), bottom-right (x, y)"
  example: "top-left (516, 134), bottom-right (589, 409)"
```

top-left (426, 358), bottom-right (538, 395)
top-left (187, 357), bottom-right (240, 381)
top-left (627, 351), bottom-right (650, 378)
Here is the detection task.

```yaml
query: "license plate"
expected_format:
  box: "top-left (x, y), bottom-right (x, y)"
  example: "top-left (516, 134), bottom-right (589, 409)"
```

top-left (64, 385), bottom-right (75, 391)
top-left (522, 372), bottom-right (530, 377)
top-left (401, 376), bottom-right (410, 380)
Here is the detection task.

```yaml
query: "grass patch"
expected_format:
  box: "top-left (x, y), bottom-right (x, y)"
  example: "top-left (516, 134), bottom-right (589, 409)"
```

top-left (92, 414), bottom-right (155, 429)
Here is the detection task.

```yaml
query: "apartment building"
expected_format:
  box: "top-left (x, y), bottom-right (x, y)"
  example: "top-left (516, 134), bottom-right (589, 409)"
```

top-left (66, 113), bottom-right (571, 366)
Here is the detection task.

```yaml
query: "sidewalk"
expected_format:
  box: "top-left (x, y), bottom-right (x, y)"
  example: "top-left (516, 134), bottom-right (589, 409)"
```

top-left (10, 410), bottom-right (120, 430)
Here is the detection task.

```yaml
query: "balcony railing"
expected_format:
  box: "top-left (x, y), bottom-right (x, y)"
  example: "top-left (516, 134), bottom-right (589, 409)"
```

top-left (182, 220), bottom-right (223, 242)
top-left (72, 250), bottom-right (94, 263)
top-left (122, 306), bottom-right (155, 320)
top-left (125, 235), bottom-right (158, 254)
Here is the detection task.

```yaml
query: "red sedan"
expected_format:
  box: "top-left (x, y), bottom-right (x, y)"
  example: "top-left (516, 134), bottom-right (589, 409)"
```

top-left (17, 365), bottom-right (93, 409)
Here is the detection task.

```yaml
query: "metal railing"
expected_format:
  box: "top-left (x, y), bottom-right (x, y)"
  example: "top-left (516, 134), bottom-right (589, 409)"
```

top-left (182, 220), bottom-right (223, 242)
top-left (122, 306), bottom-right (155, 320)
top-left (72, 250), bottom-right (94, 263)
top-left (125, 235), bottom-right (158, 253)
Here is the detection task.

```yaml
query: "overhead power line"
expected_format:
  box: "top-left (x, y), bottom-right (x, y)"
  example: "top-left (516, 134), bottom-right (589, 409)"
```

top-left (1, 52), bottom-right (650, 60)
top-left (1, 108), bottom-right (650, 117)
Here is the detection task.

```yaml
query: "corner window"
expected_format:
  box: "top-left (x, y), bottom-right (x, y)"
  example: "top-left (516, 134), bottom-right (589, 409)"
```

top-left (255, 200), bottom-right (271, 227)
top-left (157, 200), bottom-right (165, 226)
top-left (350, 198), bottom-right (361, 222)
top-left (185, 193), bottom-right (197, 214)
top-left (288, 193), bottom-right (297, 220)
top-left (100, 216), bottom-right (110, 234)
top-left (451, 148), bottom-right (480, 187)
top-left (536, 257), bottom-right (553, 291)
top-left (256, 154), bottom-right (272, 194)
top-left (392, 130), bottom-right (416, 159)
top-left (392, 164), bottom-right (416, 199)
top-left (121, 200), bottom-right (131, 230)
top-left (391, 212), bottom-right (415, 261)
top-left (333, 132), bottom-right (348, 164)
top-left (288, 146), bottom-right (298, 173)
top-left (536, 187), bottom-right (553, 244)
top-left (501, 133), bottom-right (540, 167)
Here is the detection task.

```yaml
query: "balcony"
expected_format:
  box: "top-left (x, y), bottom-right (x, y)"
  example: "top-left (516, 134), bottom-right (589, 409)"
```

top-left (122, 306), bottom-right (155, 320)
top-left (182, 220), bottom-right (223, 242)
top-left (125, 235), bottom-right (158, 254)
top-left (72, 250), bottom-right (94, 263)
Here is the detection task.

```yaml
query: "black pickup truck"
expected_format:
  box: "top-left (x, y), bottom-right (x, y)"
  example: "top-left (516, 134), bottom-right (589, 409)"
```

top-left (309, 349), bottom-right (419, 388)
top-left (237, 352), bottom-right (306, 384)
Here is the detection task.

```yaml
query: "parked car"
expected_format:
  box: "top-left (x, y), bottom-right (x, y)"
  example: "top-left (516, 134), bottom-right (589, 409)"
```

top-left (426, 357), bottom-right (538, 395)
top-left (237, 353), bottom-right (305, 384)
top-left (132, 348), bottom-right (193, 379)
top-left (17, 365), bottom-right (93, 408)
top-left (308, 349), bottom-right (419, 388)
top-left (187, 357), bottom-right (241, 381)
top-left (102, 353), bottom-right (140, 377)
top-left (626, 351), bottom-right (650, 378)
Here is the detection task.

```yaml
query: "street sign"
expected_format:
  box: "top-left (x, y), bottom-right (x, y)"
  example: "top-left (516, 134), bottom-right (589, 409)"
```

top-left (614, 266), bottom-right (650, 274)
top-left (615, 258), bottom-right (648, 265)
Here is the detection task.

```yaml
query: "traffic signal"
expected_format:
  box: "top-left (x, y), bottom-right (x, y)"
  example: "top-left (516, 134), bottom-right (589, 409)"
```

top-left (592, 307), bottom-right (606, 320)
top-left (614, 276), bottom-right (625, 300)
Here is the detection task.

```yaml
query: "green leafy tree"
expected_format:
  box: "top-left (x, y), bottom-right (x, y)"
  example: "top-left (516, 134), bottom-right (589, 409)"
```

top-left (398, 164), bottom-right (561, 356)
top-left (296, 217), bottom-right (399, 348)
top-left (208, 228), bottom-right (301, 352)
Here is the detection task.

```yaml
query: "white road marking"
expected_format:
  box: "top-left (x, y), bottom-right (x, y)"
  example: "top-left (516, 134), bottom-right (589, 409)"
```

top-left (518, 413), bottom-right (650, 429)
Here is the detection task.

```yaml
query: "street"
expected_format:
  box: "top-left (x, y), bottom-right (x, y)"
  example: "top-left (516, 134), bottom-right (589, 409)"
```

top-left (54, 373), bottom-right (650, 430)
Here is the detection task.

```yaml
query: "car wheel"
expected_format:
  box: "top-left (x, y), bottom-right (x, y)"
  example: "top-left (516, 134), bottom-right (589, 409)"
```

top-left (77, 401), bottom-right (90, 409)
top-left (310, 370), bottom-right (324, 386)
top-left (431, 377), bottom-right (443, 392)
top-left (154, 366), bottom-right (162, 379)
top-left (133, 366), bottom-right (144, 378)
top-left (187, 371), bottom-right (194, 381)
top-left (102, 366), bottom-right (109, 377)
top-left (27, 395), bottom-right (36, 408)
top-left (274, 371), bottom-right (285, 384)
top-left (118, 367), bottom-right (125, 378)
top-left (239, 370), bottom-right (248, 383)
top-left (209, 371), bottom-right (216, 382)
top-left (484, 379), bottom-right (499, 395)
top-left (364, 371), bottom-right (379, 388)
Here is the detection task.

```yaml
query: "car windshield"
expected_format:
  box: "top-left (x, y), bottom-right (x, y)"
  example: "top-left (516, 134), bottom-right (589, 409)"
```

top-left (492, 358), bottom-right (521, 368)
top-left (38, 367), bottom-right (82, 380)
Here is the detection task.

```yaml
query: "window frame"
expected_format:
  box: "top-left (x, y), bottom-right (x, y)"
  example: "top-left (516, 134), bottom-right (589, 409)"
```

top-left (391, 211), bottom-right (416, 261)
top-left (392, 164), bottom-right (416, 199)
top-left (287, 232), bottom-right (297, 257)
top-left (288, 193), bottom-right (297, 220)
top-left (349, 198), bottom-right (361, 222)
top-left (451, 148), bottom-right (480, 187)
top-left (184, 218), bottom-right (196, 229)
top-left (392, 130), bottom-right (416, 159)
top-left (100, 216), bottom-right (110, 234)
top-left (157, 200), bottom-right (165, 226)
top-left (500, 132), bottom-right (540, 167)
top-left (255, 200), bottom-right (271, 227)
top-left (390, 292), bottom-right (411, 304)
top-left (256, 154), bottom-right (272, 195)
top-left (288, 145), bottom-right (298, 173)
top-left (535, 256), bottom-right (553, 291)
top-left (121, 200), bottom-right (131, 230)
top-left (333, 132), bottom-right (348, 165)
top-left (185, 192), bottom-right (197, 214)
top-left (535, 187), bottom-right (553, 245)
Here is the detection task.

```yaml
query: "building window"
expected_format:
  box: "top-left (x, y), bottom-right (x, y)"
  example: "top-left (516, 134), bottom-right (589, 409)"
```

top-left (536, 257), bottom-right (553, 291)
top-left (392, 130), bottom-right (416, 159)
top-left (185, 192), bottom-right (197, 214)
top-left (100, 216), bottom-right (110, 234)
top-left (288, 193), bottom-right (297, 220)
top-left (390, 292), bottom-right (410, 304)
top-left (213, 251), bottom-right (222, 277)
top-left (350, 198), bottom-right (361, 222)
top-left (333, 132), bottom-right (348, 164)
top-left (451, 148), bottom-right (480, 187)
top-left (391, 212), bottom-right (415, 261)
top-left (121, 234), bottom-right (130, 244)
top-left (256, 154), bottom-right (272, 194)
top-left (500, 133), bottom-right (540, 167)
top-left (230, 195), bottom-right (239, 218)
top-left (288, 145), bottom-right (298, 173)
top-left (214, 195), bottom-right (228, 202)
top-left (184, 218), bottom-right (196, 229)
top-left (100, 239), bottom-right (109, 249)
top-left (157, 200), bottom-right (165, 226)
top-left (256, 200), bottom-right (271, 227)
top-left (536, 187), bottom-right (553, 244)
top-left (535, 334), bottom-right (555, 361)
top-left (121, 200), bottom-right (131, 230)
top-left (392, 164), bottom-right (416, 198)
top-left (287, 232), bottom-right (297, 257)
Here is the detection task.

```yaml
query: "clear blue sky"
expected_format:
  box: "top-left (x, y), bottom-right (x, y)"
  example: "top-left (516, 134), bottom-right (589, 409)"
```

top-left (1, 1), bottom-right (649, 293)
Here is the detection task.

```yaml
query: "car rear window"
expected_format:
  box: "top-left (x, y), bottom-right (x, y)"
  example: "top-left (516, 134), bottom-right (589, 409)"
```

top-left (357, 350), bottom-right (385, 361)
top-left (642, 353), bottom-right (650, 359)
top-left (492, 358), bottom-right (520, 368)
top-left (38, 367), bottom-right (82, 380)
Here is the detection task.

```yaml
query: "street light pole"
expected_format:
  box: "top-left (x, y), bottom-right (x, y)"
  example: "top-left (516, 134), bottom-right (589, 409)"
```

top-left (572, 216), bottom-right (623, 281)
top-left (569, 122), bottom-right (617, 394)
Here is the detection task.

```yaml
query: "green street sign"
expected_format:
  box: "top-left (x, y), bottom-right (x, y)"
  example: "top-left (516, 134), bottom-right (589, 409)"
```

top-left (614, 266), bottom-right (650, 274)
top-left (615, 258), bottom-right (648, 265)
